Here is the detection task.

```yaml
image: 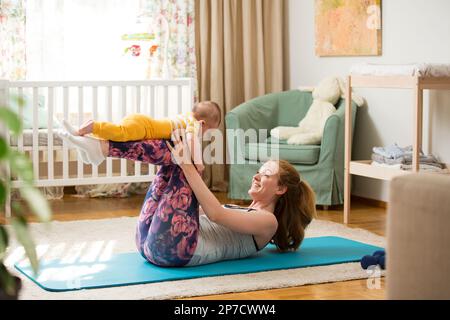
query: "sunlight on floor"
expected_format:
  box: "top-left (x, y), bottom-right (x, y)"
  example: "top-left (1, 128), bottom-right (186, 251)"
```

top-left (9, 239), bottom-right (119, 289)
top-left (8, 240), bottom-right (117, 268)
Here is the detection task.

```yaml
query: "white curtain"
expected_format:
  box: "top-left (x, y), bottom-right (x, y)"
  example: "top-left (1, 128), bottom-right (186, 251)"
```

top-left (25, 0), bottom-right (197, 81)
top-left (26, 0), bottom-right (145, 80)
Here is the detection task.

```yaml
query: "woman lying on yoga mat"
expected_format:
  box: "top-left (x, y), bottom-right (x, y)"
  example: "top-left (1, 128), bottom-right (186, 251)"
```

top-left (57, 126), bottom-right (316, 267)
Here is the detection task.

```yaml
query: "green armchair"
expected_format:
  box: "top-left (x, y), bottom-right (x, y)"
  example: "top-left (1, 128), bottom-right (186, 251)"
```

top-left (225, 90), bottom-right (358, 206)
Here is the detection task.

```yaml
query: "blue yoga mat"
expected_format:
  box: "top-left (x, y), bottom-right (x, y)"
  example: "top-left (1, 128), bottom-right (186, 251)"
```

top-left (15, 236), bottom-right (382, 292)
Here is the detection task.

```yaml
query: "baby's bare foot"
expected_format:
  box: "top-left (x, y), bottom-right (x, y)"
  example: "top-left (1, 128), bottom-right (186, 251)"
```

top-left (78, 120), bottom-right (94, 136)
top-left (62, 119), bottom-right (80, 136)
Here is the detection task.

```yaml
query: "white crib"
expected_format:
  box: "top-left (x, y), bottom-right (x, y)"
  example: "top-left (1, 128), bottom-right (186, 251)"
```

top-left (0, 78), bottom-right (195, 217)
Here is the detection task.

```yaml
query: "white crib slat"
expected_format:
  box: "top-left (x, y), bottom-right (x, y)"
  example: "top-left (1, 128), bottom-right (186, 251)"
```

top-left (106, 86), bottom-right (113, 177)
top-left (177, 85), bottom-right (182, 114)
top-left (135, 86), bottom-right (141, 114)
top-left (47, 87), bottom-right (54, 180)
top-left (121, 86), bottom-right (127, 118)
top-left (141, 85), bottom-right (147, 116)
top-left (62, 87), bottom-right (69, 180)
top-left (17, 88), bottom-right (24, 153)
top-left (92, 87), bottom-right (98, 120)
top-left (32, 87), bottom-right (39, 180)
top-left (164, 85), bottom-right (169, 117)
top-left (134, 158), bottom-right (142, 176)
top-left (106, 86), bottom-right (113, 122)
top-left (92, 86), bottom-right (98, 177)
top-left (120, 86), bottom-right (127, 177)
top-left (150, 85), bottom-right (155, 117)
top-left (134, 85), bottom-right (141, 177)
top-left (77, 87), bottom-right (84, 179)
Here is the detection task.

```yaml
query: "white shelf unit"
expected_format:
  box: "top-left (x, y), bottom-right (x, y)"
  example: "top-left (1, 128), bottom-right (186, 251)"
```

top-left (344, 75), bottom-right (450, 224)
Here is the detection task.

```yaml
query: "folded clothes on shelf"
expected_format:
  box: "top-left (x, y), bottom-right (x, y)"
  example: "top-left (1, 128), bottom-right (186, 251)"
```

top-left (371, 143), bottom-right (446, 172)
top-left (371, 153), bottom-right (445, 168)
top-left (371, 162), bottom-right (402, 169)
top-left (372, 144), bottom-right (418, 159)
top-left (400, 164), bottom-right (446, 172)
top-left (371, 161), bottom-right (445, 173)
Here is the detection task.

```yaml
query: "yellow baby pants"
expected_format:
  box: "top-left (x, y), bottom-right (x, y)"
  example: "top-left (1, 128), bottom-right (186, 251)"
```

top-left (92, 114), bottom-right (174, 142)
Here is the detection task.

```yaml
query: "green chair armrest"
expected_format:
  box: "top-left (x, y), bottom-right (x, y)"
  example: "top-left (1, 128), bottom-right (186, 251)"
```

top-left (319, 100), bottom-right (357, 164)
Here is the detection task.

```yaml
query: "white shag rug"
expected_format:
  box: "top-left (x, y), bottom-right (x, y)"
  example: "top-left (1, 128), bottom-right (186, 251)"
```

top-left (5, 217), bottom-right (386, 300)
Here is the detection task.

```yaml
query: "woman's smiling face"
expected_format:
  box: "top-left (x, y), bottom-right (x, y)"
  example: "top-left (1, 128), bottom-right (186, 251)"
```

top-left (248, 161), bottom-right (285, 201)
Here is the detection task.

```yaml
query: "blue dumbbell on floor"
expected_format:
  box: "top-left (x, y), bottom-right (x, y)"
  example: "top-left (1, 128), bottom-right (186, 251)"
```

top-left (360, 250), bottom-right (386, 269)
top-left (373, 250), bottom-right (385, 257)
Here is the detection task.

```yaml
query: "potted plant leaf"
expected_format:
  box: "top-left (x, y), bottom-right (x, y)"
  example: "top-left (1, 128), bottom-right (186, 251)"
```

top-left (0, 96), bottom-right (52, 299)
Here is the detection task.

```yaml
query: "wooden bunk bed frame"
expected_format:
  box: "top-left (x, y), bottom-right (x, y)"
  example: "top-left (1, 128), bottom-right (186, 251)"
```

top-left (344, 75), bottom-right (450, 224)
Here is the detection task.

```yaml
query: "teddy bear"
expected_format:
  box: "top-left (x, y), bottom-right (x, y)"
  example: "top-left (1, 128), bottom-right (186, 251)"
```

top-left (270, 77), bottom-right (363, 145)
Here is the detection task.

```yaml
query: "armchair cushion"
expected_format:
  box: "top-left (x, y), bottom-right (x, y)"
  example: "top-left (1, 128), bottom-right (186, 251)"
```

top-left (245, 138), bottom-right (321, 165)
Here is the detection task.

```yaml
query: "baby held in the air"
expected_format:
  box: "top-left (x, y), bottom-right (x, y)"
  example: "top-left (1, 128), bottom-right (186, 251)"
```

top-left (57, 101), bottom-right (221, 171)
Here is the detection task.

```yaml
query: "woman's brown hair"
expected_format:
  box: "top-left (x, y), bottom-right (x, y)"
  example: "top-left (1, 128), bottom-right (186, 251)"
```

top-left (272, 160), bottom-right (316, 252)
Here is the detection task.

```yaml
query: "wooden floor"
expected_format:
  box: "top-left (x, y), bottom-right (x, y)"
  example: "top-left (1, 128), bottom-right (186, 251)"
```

top-left (1, 192), bottom-right (387, 300)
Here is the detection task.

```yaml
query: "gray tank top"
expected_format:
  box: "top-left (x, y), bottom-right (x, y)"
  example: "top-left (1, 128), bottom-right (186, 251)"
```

top-left (186, 205), bottom-right (264, 267)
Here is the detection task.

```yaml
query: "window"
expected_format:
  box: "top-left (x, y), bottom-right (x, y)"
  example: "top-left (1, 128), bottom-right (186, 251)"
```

top-left (26, 0), bottom-right (145, 80)
top-left (24, 0), bottom-right (196, 81)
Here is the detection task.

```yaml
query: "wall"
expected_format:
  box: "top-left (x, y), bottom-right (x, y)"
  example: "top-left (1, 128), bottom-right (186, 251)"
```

top-left (289, 0), bottom-right (450, 201)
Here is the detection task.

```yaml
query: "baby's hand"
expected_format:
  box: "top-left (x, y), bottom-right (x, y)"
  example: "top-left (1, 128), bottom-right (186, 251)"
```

top-left (78, 120), bottom-right (94, 136)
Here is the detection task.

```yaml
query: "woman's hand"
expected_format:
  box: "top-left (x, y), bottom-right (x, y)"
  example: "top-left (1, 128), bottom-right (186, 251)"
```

top-left (166, 128), bottom-right (193, 166)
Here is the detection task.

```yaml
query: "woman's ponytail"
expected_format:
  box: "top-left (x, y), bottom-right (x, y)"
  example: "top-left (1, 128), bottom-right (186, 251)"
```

top-left (271, 160), bottom-right (316, 252)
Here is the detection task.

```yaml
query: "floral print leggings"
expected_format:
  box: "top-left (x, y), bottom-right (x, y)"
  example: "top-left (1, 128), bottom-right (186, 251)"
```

top-left (109, 139), bottom-right (199, 267)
